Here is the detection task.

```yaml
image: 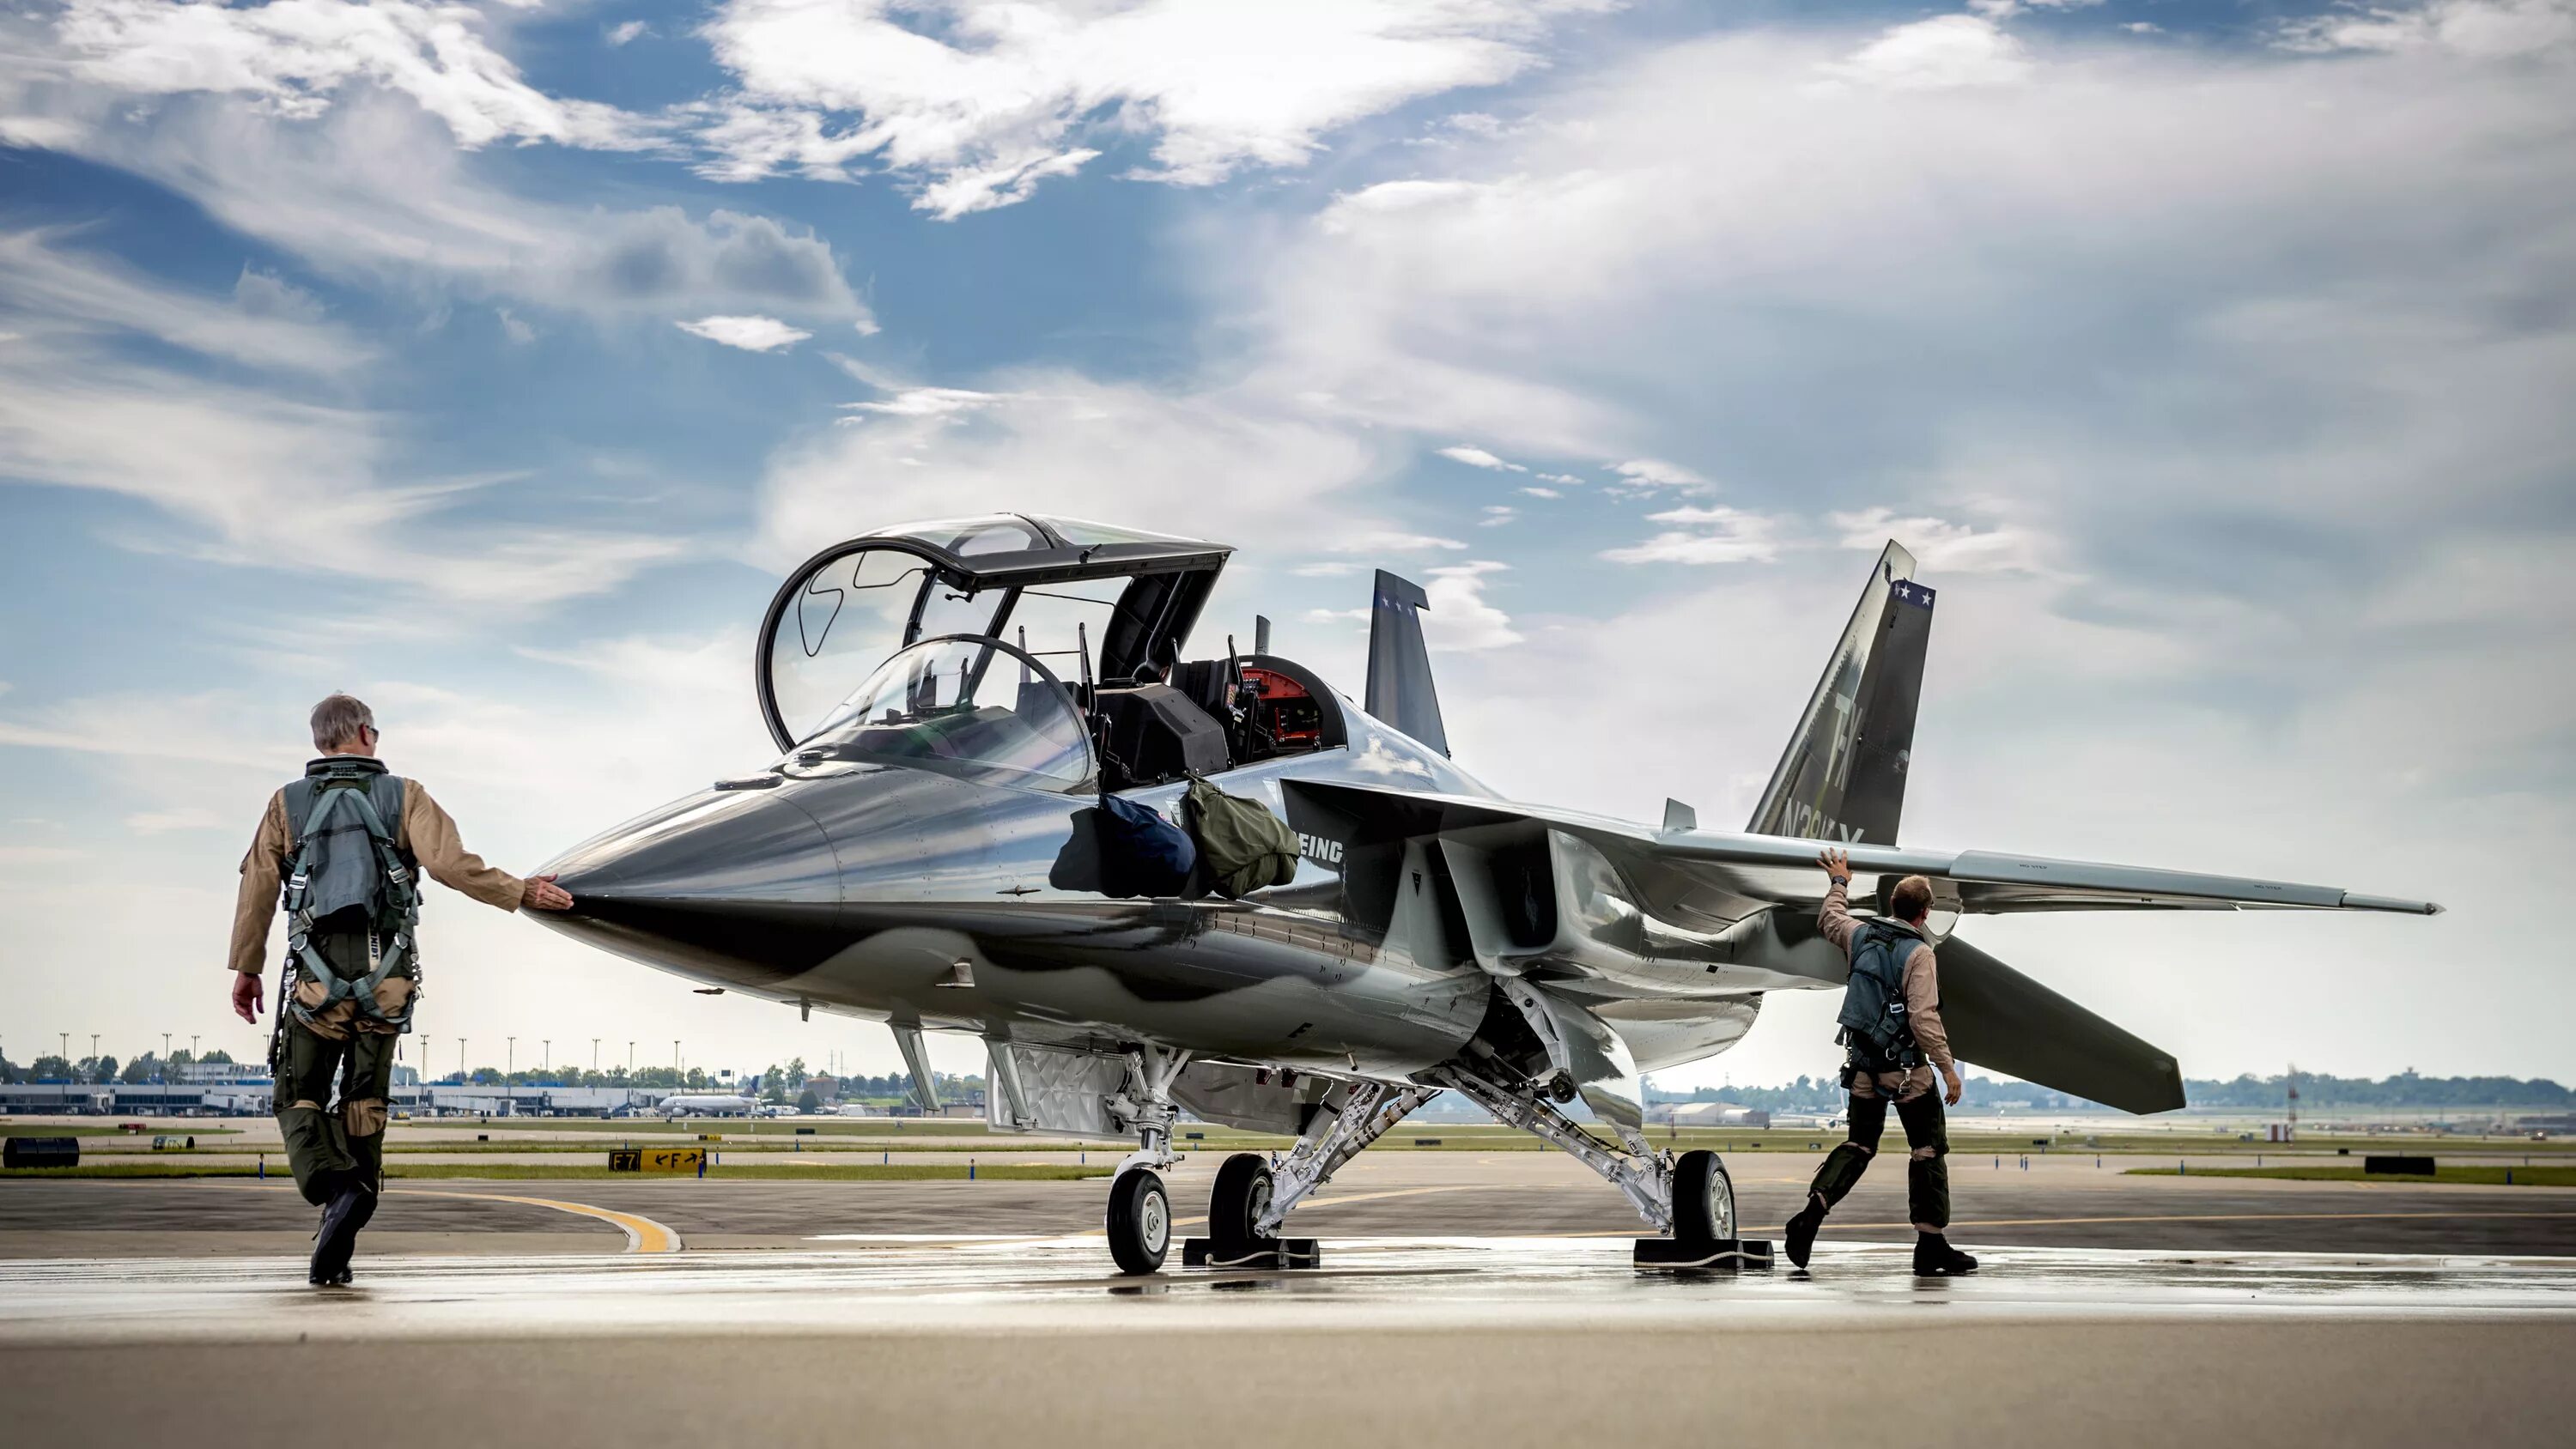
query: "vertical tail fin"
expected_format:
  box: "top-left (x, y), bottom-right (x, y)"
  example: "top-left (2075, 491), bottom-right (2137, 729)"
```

top-left (1365, 569), bottom-right (1450, 755)
top-left (1746, 543), bottom-right (1933, 846)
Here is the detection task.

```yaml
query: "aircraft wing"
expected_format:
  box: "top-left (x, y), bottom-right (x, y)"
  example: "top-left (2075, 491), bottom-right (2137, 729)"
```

top-left (1285, 780), bottom-right (2440, 936)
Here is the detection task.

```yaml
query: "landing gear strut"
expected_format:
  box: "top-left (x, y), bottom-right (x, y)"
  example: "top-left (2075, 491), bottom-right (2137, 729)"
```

top-left (1430, 1064), bottom-right (1772, 1271)
top-left (1182, 1078), bottom-right (1437, 1270)
top-left (1101, 1044), bottom-right (1191, 1276)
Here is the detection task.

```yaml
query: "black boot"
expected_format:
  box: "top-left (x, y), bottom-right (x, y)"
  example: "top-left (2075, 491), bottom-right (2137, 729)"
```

top-left (1912, 1231), bottom-right (1978, 1276)
top-left (1784, 1199), bottom-right (1826, 1270)
top-left (309, 1180), bottom-right (374, 1287)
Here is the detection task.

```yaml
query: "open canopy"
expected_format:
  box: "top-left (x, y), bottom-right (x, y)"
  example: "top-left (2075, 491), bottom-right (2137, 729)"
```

top-left (756, 514), bottom-right (1232, 750)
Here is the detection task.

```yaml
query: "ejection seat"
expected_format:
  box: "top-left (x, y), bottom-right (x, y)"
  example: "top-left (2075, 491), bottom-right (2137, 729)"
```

top-left (1093, 677), bottom-right (1230, 788)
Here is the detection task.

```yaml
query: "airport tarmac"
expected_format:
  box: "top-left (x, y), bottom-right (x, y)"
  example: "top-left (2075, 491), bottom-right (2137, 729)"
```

top-left (9, 1143), bottom-right (2575, 1255)
top-left (6, 1149), bottom-right (2573, 1446)
top-left (3, 1238), bottom-right (2573, 1447)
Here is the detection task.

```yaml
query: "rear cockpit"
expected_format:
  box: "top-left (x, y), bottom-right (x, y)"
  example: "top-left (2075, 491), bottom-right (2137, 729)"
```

top-left (757, 513), bottom-right (1346, 792)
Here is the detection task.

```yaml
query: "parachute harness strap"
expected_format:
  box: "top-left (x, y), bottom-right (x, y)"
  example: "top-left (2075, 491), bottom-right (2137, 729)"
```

top-left (280, 773), bottom-right (421, 1033)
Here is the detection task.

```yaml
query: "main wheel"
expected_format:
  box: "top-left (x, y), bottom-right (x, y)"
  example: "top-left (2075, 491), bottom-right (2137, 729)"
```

top-left (1105, 1167), bottom-right (1171, 1275)
top-left (1209, 1153), bottom-right (1276, 1251)
top-left (1672, 1150), bottom-right (1736, 1244)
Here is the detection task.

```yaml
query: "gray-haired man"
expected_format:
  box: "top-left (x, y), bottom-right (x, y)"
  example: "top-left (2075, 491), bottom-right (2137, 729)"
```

top-left (228, 694), bottom-right (572, 1285)
top-left (1783, 847), bottom-right (1978, 1276)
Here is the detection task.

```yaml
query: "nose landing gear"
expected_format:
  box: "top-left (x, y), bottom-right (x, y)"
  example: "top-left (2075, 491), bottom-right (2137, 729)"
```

top-left (1104, 1167), bottom-right (1171, 1275)
top-left (1100, 1043), bottom-right (1191, 1276)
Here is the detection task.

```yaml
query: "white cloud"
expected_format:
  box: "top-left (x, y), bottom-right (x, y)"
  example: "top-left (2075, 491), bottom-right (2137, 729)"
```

top-left (1600, 506), bottom-right (1781, 565)
top-left (839, 385), bottom-right (1007, 418)
top-left (1479, 505), bottom-right (1516, 525)
top-left (1328, 530), bottom-right (1470, 554)
top-left (605, 20), bottom-right (652, 46)
top-left (695, 0), bottom-right (1615, 215)
top-left (496, 306), bottom-right (537, 344)
top-left (0, 230), bottom-right (368, 373)
top-left (125, 807), bottom-right (222, 834)
top-left (1829, 506), bottom-right (2057, 575)
top-left (1822, 13), bottom-right (2032, 91)
top-left (1291, 561), bottom-right (1362, 577)
top-left (1520, 486), bottom-right (1560, 499)
top-left (677, 314), bottom-right (813, 351)
top-left (0, 73), bottom-right (870, 328)
top-left (52, 0), bottom-right (650, 149)
top-left (1438, 443), bottom-right (1525, 471)
top-left (2279, 0), bottom-right (2576, 58)
top-left (1607, 458), bottom-right (1708, 489)
top-left (0, 340), bottom-right (684, 608)
top-left (1422, 560), bottom-right (1522, 650)
top-left (755, 371), bottom-right (1399, 576)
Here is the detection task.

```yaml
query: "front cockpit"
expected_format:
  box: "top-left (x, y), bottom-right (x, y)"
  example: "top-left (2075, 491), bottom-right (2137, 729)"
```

top-left (758, 513), bottom-right (1346, 792)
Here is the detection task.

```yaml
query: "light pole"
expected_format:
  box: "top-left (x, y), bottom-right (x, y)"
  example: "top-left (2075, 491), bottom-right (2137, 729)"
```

top-left (592, 1039), bottom-right (600, 1072)
top-left (58, 1033), bottom-right (68, 1063)
top-left (506, 1036), bottom-right (515, 1082)
top-left (162, 1033), bottom-right (172, 1061)
top-left (541, 1040), bottom-right (550, 1072)
top-left (672, 1040), bottom-right (681, 1078)
top-left (90, 1034), bottom-right (100, 1061)
top-left (458, 1038), bottom-right (466, 1080)
top-left (627, 1041), bottom-right (635, 1073)
top-left (189, 1034), bottom-right (198, 1059)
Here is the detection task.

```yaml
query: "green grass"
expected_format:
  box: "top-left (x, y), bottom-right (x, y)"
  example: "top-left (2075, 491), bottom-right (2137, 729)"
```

top-left (2, 1125), bottom-right (240, 1137)
top-left (2125, 1164), bottom-right (2576, 1187)
top-left (0, 1161), bottom-right (1115, 1183)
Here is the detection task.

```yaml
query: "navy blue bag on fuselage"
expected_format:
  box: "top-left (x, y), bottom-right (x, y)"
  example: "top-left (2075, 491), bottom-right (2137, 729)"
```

top-left (1096, 793), bottom-right (1196, 899)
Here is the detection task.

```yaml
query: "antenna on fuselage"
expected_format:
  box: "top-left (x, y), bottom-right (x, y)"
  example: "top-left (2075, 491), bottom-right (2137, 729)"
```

top-left (1254, 615), bottom-right (1272, 656)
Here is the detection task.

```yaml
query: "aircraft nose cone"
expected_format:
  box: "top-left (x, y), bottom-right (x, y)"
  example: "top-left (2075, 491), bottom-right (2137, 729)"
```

top-left (534, 786), bottom-right (846, 980)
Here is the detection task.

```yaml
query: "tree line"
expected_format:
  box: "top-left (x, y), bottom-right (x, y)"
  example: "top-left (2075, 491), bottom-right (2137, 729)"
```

top-left (1652, 1070), bottom-right (2575, 1113)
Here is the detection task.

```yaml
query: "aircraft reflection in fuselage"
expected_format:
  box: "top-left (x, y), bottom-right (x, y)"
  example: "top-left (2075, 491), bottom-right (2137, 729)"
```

top-left (532, 512), bottom-right (2440, 1276)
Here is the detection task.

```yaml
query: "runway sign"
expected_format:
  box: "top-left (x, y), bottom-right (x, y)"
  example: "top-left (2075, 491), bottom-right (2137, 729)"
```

top-left (609, 1148), bottom-right (705, 1173)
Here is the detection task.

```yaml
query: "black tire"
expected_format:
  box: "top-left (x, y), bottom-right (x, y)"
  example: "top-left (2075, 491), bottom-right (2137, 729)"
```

top-left (1105, 1167), bottom-right (1171, 1275)
top-left (1672, 1150), bottom-right (1735, 1244)
top-left (1209, 1153), bottom-right (1276, 1251)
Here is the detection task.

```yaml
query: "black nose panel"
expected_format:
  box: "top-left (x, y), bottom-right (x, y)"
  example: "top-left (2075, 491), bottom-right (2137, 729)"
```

top-left (534, 789), bottom-right (843, 985)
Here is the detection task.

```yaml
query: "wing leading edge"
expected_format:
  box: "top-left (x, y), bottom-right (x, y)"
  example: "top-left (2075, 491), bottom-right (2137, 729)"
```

top-left (1285, 780), bottom-right (2440, 936)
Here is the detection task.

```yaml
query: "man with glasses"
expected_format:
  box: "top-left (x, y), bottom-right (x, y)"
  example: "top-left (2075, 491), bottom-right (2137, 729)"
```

top-left (227, 693), bottom-right (573, 1284)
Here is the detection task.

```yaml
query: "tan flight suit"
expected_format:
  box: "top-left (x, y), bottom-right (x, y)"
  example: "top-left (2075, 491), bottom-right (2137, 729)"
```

top-left (230, 764), bottom-right (525, 1203)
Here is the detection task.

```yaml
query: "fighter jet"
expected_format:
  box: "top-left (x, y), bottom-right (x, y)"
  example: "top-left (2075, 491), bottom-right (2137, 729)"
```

top-left (537, 514), bottom-right (2439, 1273)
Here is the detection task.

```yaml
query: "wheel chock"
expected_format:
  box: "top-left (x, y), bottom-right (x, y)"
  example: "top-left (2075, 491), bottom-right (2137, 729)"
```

top-left (1634, 1236), bottom-right (1775, 1270)
top-left (1181, 1237), bottom-right (1322, 1270)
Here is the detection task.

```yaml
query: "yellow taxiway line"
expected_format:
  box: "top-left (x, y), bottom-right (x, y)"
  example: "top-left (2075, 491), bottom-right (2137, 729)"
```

top-left (390, 1189), bottom-right (684, 1254)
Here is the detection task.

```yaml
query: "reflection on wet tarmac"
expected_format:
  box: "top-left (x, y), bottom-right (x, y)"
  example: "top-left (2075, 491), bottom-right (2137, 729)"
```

top-left (4, 1237), bottom-right (2571, 1344)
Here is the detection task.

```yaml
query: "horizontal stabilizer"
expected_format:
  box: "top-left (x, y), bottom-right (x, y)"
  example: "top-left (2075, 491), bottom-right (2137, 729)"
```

top-left (1937, 935), bottom-right (2184, 1115)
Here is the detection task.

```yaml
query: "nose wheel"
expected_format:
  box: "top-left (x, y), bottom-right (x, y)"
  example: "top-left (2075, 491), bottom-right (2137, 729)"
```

top-left (1105, 1167), bottom-right (1171, 1275)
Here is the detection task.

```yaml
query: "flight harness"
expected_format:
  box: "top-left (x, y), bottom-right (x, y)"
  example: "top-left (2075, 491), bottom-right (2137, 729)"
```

top-left (1835, 918), bottom-right (1926, 1075)
top-left (271, 757), bottom-right (422, 1044)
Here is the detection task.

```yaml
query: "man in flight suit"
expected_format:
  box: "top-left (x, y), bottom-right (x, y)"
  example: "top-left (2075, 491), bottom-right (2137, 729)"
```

top-left (1783, 848), bottom-right (1979, 1276)
top-left (228, 693), bottom-right (573, 1284)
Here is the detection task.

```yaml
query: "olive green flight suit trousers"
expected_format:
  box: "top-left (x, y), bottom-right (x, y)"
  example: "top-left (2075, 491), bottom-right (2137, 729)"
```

top-left (271, 928), bottom-right (403, 1208)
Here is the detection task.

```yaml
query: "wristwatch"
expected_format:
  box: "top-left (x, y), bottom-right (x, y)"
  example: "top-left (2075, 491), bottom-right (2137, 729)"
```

top-left (1828, 874), bottom-right (1850, 887)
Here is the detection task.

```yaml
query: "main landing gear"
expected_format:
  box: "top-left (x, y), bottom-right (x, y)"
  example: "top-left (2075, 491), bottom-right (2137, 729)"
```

top-left (1094, 1047), bottom-right (1766, 1276)
top-left (1180, 1078), bottom-right (1436, 1270)
top-left (1430, 1064), bottom-right (1773, 1272)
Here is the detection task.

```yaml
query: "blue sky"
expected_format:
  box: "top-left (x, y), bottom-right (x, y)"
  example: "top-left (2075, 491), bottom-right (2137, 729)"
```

top-left (1, 0), bottom-right (2570, 1088)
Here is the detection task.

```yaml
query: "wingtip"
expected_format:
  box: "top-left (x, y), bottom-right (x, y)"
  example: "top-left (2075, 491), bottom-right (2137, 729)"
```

top-left (2340, 892), bottom-right (2445, 917)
